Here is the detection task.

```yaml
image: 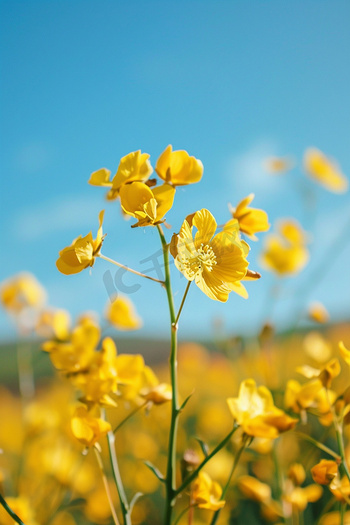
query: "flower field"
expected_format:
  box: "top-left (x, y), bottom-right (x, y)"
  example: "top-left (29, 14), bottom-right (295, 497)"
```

top-left (1, 146), bottom-right (350, 525)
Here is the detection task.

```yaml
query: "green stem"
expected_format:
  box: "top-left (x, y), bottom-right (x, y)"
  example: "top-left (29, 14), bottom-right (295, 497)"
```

top-left (293, 432), bottom-right (340, 460)
top-left (175, 425), bottom-right (238, 497)
top-left (98, 253), bottom-right (165, 285)
top-left (336, 424), bottom-right (350, 482)
top-left (326, 390), bottom-right (350, 483)
top-left (113, 402), bottom-right (147, 434)
top-left (340, 502), bottom-right (346, 525)
top-left (106, 430), bottom-right (132, 525)
top-left (157, 225), bottom-right (179, 525)
top-left (94, 447), bottom-right (121, 525)
top-left (175, 281), bottom-right (191, 326)
top-left (209, 436), bottom-right (248, 525)
top-left (173, 504), bottom-right (195, 525)
top-left (0, 494), bottom-right (26, 525)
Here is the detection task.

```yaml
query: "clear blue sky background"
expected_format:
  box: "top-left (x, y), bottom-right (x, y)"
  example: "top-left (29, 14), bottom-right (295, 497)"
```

top-left (1, 0), bottom-right (350, 340)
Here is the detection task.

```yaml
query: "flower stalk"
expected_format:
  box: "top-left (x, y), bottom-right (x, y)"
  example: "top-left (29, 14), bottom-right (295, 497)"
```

top-left (98, 253), bottom-right (165, 285)
top-left (106, 429), bottom-right (132, 525)
top-left (0, 494), bottom-right (26, 525)
top-left (209, 435), bottom-right (249, 525)
top-left (157, 224), bottom-right (180, 525)
top-left (94, 446), bottom-right (121, 525)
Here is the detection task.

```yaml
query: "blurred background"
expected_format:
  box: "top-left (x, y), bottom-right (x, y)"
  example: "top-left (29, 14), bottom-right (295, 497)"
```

top-left (1, 0), bottom-right (350, 340)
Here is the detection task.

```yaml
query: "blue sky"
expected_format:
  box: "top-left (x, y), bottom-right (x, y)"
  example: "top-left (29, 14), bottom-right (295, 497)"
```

top-left (1, 0), bottom-right (350, 340)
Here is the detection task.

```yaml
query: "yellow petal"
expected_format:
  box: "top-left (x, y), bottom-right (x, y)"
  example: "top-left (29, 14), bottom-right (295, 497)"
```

top-left (106, 296), bottom-right (142, 331)
top-left (119, 182), bottom-right (154, 218)
top-left (111, 150), bottom-right (153, 192)
top-left (192, 209), bottom-right (217, 248)
top-left (155, 145), bottom-right (203, 186)
top-left (339, 341), bottom-right (350, 366)
top-left (56, 244), bottom-right (87, 275)
top-left (152, 183), bottom-right (176, 221)
top-left (304, 148), bottom-right (348, 193)
top-left (88, 168), bottom-right (112, 187)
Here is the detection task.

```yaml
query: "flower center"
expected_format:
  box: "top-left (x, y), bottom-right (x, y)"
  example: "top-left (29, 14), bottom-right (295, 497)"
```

top-left (186, 243), bottom-right (217, 278)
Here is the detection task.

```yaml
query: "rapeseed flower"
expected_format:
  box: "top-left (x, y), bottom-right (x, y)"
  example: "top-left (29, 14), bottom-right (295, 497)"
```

top-left (238, 475), bottom-right (271, 502)
top-left (192, 471), bottom-right (225, 511)
top-left (119, 181), bottom-right (175, 227)
top-left (304, 148), bottom-right (348, 193)
top-left (260, 219), bottom-right (309, 276)
top-left (171, 209), bottom-right (250, 302)
top-left (311, 460), bottom-right (338, 485)
top-left (284, 484), bottom-right (322, 512)
top-left (56, 210), bottom-right (105, 275)
top-left (36, 308), bottom-right (71, 339)
top-left (89, 150), bottom-right (153, 200)
top-left (42, 318), bottom-right (100, 373)
top-left (228, 193), bottom-right (270, 240)
top-left (0, 272), bottom-right (46, 314)
top-left (71, 406), bottom-right (111, 447)
top-left (227, 379), bottom-right (297, 439)
top-left (155, 144), bottom-right (203, 186)
top-left (105, 295), bottom-right (142, 331)
top-left (296, 358), bottom-right (341, 389)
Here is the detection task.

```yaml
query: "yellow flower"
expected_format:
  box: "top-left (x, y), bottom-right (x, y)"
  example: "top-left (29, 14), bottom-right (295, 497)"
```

top-left (192, 471), bottom-right (225, 511)
top-left (89, 150), bottom-right (153, 200)
top-left (288, 464), bottom-right (306, 486)
top-left (264, 156), bottom-right (294, 174)
top-left (284, 485), bottom-right (323, 512)
top-left (260, 219), bottom-right (309, 276)
top-left (74, 337), bottom-right (119, 407)
top-left (329, 475), bottom-right (350, 503)
top-left (119, 181), bottom-right (175, 227)
top-left (311, 459), bottom-right (338, 485)
top-left (284, 379), bottom-right (324, 413)
top-left (42, 317), bottom-right (100, 373)
top-left (171, 209), bottom-right (250, 302)
top-left (155, 144), bottom-right (203, 186)
top-left (71, 406), bottom-right (111, 447)
top-left (278, 220), bottom-right (308, 246)
top-left (296, 358), bottom-right (341, 389)
top-left (308, 302), bottom-right (329, 324)
top-left (56, 210), bottom-right (105, 275)
top-left (227, 379), bottom-right (297, 439)
top-left (228, 194), bottom-right (270, 240)
top-left (304, 148), bottom-right (348, 193)
top-left (238, 475), bottom-right (271, 502)
top-left (0, 272), bottom-right (46, 314)
top-left (105, 295), bottom-right (142, 331)
top-left (36, 308), bottom-right (71, 339)
top-left (140, 382), bottom-right (172, 404)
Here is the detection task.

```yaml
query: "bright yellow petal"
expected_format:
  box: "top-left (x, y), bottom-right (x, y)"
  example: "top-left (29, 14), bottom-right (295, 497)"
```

top-left (119, 182), bottom-right (154, 218)
top-left (88, 168), bottom-right (112, 187)
top-left (228, 280), bottom-right (248, 299)
top-left (152, 183), bottom-right (176, 221)
top-left (196, 268), bottom-right (230, 302)
top-left (192, 209), bottom-right (217, 248)
top-left (112, 150), bottom-right (153, 190)
top-left (74, 233), bottom-right (94, 263)
top-left (155, 145), bottom-right (203, 186)
top-left (56, 244), bottom-right (87, 275)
